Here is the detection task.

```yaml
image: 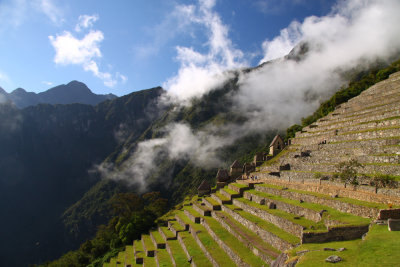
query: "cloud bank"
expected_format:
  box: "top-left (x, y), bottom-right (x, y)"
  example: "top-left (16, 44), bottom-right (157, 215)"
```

top-left (49, 15), bottom-right (127, 88)
top-left (102, 0), bottom-right (400, 191)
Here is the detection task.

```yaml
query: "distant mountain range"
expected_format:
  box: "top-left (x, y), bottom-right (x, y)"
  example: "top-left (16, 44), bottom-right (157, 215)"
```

top-left (0, 81), bottom-right (117, 108)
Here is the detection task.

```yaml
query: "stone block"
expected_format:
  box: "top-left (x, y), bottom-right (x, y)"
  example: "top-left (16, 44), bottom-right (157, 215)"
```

top-left (388, 219), bottom-right (400, 231)
top-left (378, 208), bottom-right (400, 220)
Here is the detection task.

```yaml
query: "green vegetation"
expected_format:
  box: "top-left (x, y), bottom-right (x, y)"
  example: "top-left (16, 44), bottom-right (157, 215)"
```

top-left (178, 231), bottom-right (213, 267)
top-left (289, 224), bottom-right (400, 266)
top-left (41, 192), bottom-right (168, 267)
top-left (165, 239), bottom-right (191, 266)
top-left (336, 159), bottom-right (363, 185)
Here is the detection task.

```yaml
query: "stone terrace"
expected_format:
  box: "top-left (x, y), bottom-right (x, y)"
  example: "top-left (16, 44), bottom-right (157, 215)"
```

top-left (103, 72), bottom-right (400, 266)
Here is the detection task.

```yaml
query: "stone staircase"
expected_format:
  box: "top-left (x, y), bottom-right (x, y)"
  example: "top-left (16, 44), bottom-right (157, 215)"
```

top-left (103, 72), bottom-right (400, 266)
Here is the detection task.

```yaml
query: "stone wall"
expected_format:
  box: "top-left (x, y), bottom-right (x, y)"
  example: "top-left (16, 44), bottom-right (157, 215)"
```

top-left (254, 182), bottom-right (380, 218)
top-left (243, 191), bottom-right (322, 222)
top-left (221, 204), bottom-right (295, 251)
top-left (302, 225), bottom-right (369, 243)
top-left (232, 199), bottom-right (304, 237)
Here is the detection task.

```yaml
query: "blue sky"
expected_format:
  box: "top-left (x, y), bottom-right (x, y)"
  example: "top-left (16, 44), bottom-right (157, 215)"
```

top-left (1, 0), bottom-right (336, 95)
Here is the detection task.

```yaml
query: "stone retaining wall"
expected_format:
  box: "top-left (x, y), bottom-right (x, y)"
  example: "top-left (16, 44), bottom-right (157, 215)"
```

top-left (221, 205), bottom-right (295, 251)
top-left (176, 234), bottom-right (196, 267)
top-left (200, 218), bottom-right (251, 267)
top-left (302, 225), bottom-right (369, 243)
top-left (187, 224), bottom-right (220, 267)
top-left (232, 199), bottom-right (304, 237)
top-left (211, 211), bottom-right (273, 265)
top-left (243, 191), bottom-right (322, 222)
top-left (254, 181), bottom-right (381, 217)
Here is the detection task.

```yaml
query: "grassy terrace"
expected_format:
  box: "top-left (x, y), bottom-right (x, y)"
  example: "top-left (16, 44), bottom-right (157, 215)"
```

top-left (166, 239), bottom-right (191, 267)
top-left (246, 189), bottom-right (371, 227)
top-left (204, 196), bottom-right (220, 206)
top-left (289, 224), bottom-right (400, 266)
top-left (222, 187), bottom-right (239, 195)
top-left (224, 203), bottom-right (300, 245)
top-left (155, 247), bottom-right (173, 267)
top-left (179, 231), bottom-right (213, 267)
top-left (133, 239), bottom-right (144, 258)
top-left (159, 226), bottom-right (176, 240)
top-left (142, 234), bottom-right (156, 252)
top-left (124, 245), bottom-right (134, 266)
top-left (176, 209), bottom-right (194, 225)
top-left (143, 254), bottom-right (157, 267)
top-left (151, 230), bottom-right (165, 245)
top-left (182, 211), bottom-right (237, 267)
top-left (230, 182), bottom-right (249, 188)
top-left (201, 215), bottom-right (267, 266)
top-left (256, 183), bottom-right (392, 209)
top-left (169, 220), bottom-right (186, 232)
top-left (183, 205), bottom-right (202, 217)
top-left (234, 197), bottom-right (327, 232)
top-left (329, 135), bottom-right (400, 144)
top-left (216, 210), bottom-right (281, 257)
top-left (215, 191), bottom-right (231, 202)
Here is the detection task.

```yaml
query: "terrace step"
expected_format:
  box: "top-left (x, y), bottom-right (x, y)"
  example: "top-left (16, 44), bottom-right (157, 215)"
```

top-left (150, 230), bottom-right (166, 249)
top-left (221, 203), bottom-right (298, 252)
top-left (202, 196), bottom-right (221, 210)
top-left (192, 201), bottom-right (212, 216)
top-left (164, 238), bottom-right (190, 267)
top-left (211, 209), bottom-right (279, 264)
top-left (177, 231), bottom-right (213, 267)
top-left (133, 239), bottom-right (144, 264)
top-left (142, 234), bottom-right (156, 257)
top-left (211, 192), bottom-right (232, 205)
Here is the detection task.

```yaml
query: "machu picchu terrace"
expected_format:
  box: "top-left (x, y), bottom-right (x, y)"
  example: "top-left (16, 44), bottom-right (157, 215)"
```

top-left (103, 72), bottom-right (400, 266)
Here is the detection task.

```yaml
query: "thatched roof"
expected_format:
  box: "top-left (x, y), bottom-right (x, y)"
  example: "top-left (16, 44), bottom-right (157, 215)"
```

top-left (216, 169), bottom-right (230, 182)
top-left (269, 135), bottom-right (283, 147)
top-left (198, 179), bottom-right (211, 191)
top-left (230, 160), bottom-right (241, 169)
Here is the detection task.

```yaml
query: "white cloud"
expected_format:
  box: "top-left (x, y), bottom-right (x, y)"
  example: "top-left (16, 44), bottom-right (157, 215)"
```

top-left (101, 0), bottom-right (400, 190)
top-left (49, 15), bottom-right (127, 88)
top-left (75, 14), bottom-right (99, 32)
top-left (163, 0), bottom-right (247, 104)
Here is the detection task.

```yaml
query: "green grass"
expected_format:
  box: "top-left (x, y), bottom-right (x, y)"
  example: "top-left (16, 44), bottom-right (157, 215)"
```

top-left (235, 198), bottom-right (326, 231)
top-left (289, 224), bottom-right (400, 267)
top-left (230, 183), bottom-right (249, 188)
top-left (215, 192), bottom-right (231, 202)
top-left (224, 203), bottom-right (300, 245)
top-left (166, 239), bottom-right (191, 266)
top-left (246, 189), bottom-right (371, 227)
top-left (204, 196), bottom-right (220, 206)
top-left (143, 255), bottom-right (157, 267)
top-left (216, 210), bottom-right (281, 256)
top-left (202, 216), bottom-right (267, 266)
top-left (176, 210), bottom-right (193, 225)
top-left (190, 222), bottom-right (237, 267)
top-left (222, 187), bottom-right (239, 195)
top-left (155, 247), bottom-right (174, 267)
top-left (169, 220), bottom-right (186, 232)
top-left (124, 245), bottom-right (135, 266)
top-left (133, 239), bottom-right (144, 258)
top-left (159, 226), bottom-right (176, 240)
top-left (142, 234), bottom-right (156, 251)
top-left (151, 230), bottom-right (165, 245)
top-left (179, 231), bottom-right (213, 267)
top-left (183, 205), bottom-right (202, 217)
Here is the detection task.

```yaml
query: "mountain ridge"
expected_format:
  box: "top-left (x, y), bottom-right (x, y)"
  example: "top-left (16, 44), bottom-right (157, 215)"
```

top-left (0, 80), bottom-right (117, 108)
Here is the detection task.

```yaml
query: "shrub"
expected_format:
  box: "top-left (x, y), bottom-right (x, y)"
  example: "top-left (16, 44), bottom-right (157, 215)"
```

top-left (336, 159), bottom-right (363, 185)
